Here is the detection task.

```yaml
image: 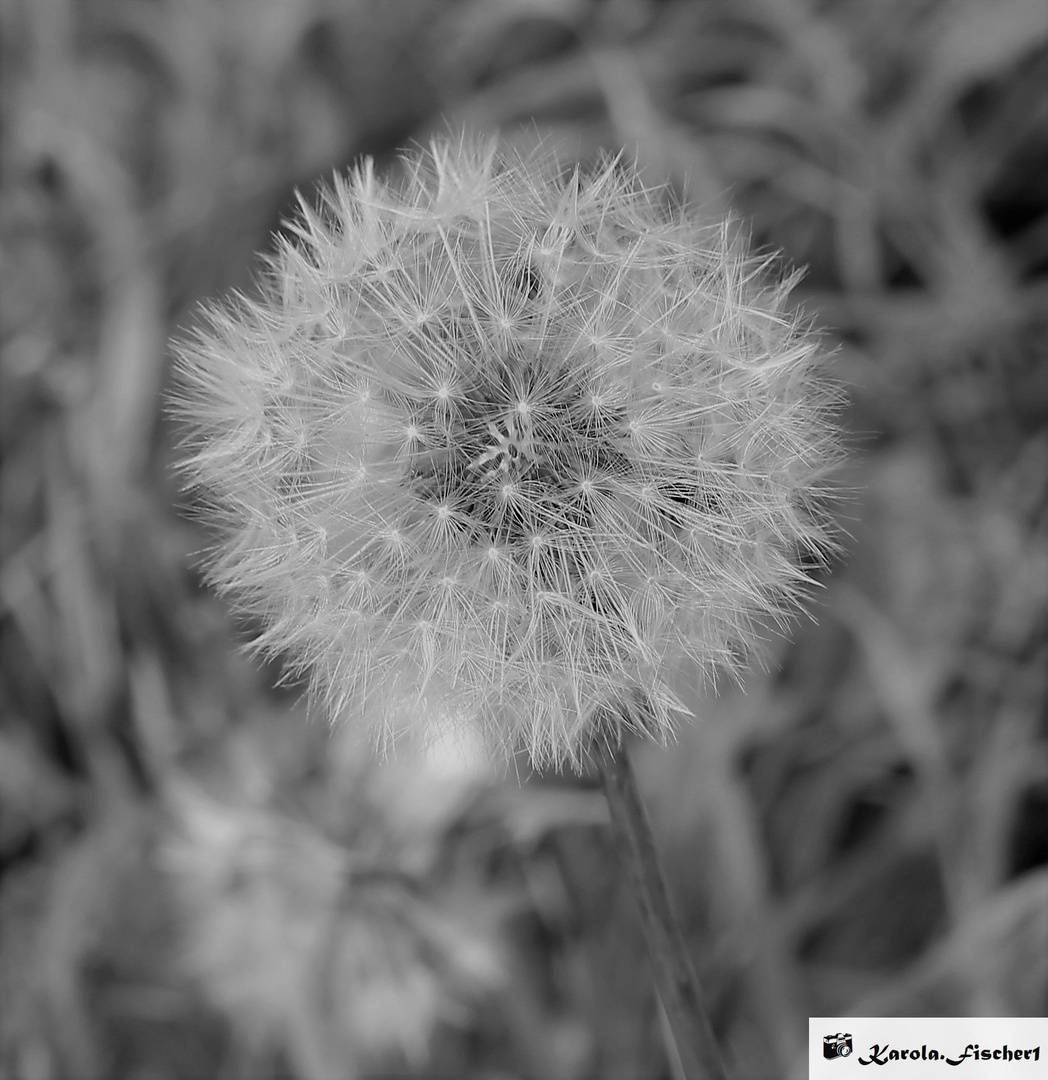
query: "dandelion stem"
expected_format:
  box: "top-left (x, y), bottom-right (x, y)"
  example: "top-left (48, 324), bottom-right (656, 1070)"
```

top-left (597, 744), bottom-right (729, 1080)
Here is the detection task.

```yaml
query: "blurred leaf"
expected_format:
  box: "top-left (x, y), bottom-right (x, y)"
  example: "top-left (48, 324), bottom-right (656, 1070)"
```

top-left (920, 0), bottom-right (1048, 114)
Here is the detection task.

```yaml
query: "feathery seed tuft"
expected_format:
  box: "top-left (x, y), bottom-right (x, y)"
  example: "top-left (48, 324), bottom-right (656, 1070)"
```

top-left (174, 135), bottom-right (840, 769)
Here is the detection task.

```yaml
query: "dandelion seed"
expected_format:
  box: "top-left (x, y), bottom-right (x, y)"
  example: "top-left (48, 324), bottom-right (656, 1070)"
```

top-left (173, 134), bottom-right (840, 771)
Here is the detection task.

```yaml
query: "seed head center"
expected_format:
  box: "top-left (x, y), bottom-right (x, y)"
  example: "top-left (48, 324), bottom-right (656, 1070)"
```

top-left (470, 415), bottom-right (544, 478)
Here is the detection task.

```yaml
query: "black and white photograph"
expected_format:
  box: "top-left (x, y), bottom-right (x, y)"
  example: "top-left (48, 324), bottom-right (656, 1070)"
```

top-left (2, 1), bottom-right (1046, 1077)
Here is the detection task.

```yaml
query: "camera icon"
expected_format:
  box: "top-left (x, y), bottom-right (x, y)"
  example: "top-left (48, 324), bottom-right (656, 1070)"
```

top-left (823, 1033), bottom-right (853, 1059)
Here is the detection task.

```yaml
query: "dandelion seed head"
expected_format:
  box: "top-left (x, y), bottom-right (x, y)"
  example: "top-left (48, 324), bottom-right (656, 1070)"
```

top-left (174, 134), bottom-right (841, 770)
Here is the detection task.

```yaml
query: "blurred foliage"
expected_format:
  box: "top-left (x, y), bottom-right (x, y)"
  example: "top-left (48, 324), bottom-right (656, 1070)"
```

top-left (1, 1), bottom-right (1046, 1078)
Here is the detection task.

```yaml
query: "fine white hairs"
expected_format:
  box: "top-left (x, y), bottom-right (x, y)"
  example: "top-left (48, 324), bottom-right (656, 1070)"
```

top-left (175, 135), bottom-right (840, 770)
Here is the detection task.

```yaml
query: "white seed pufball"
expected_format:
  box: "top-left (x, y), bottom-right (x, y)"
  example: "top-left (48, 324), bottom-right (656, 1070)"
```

top-left (174, 135), bottom-right (841, 770)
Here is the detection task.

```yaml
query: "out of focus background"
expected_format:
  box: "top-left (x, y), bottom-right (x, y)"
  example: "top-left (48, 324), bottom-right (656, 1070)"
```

top-left (2, 1), bottom-right (1047, 1078)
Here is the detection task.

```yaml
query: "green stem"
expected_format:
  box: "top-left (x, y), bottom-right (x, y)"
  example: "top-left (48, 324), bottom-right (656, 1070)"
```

top-left (596, 745), bottom-right (730, 1080)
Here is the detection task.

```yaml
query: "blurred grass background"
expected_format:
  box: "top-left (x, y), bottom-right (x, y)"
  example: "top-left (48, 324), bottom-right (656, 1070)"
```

top-left (1, 1), bottom-right (1046, 1078)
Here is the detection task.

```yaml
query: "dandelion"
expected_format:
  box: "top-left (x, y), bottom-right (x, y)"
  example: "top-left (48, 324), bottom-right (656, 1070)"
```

top-left (173, 133), bottom-right (840, 1078)
top-left (164, 782), bottom-right (504, 1079)
top-left (174, 135), bottom-right (838, 770)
